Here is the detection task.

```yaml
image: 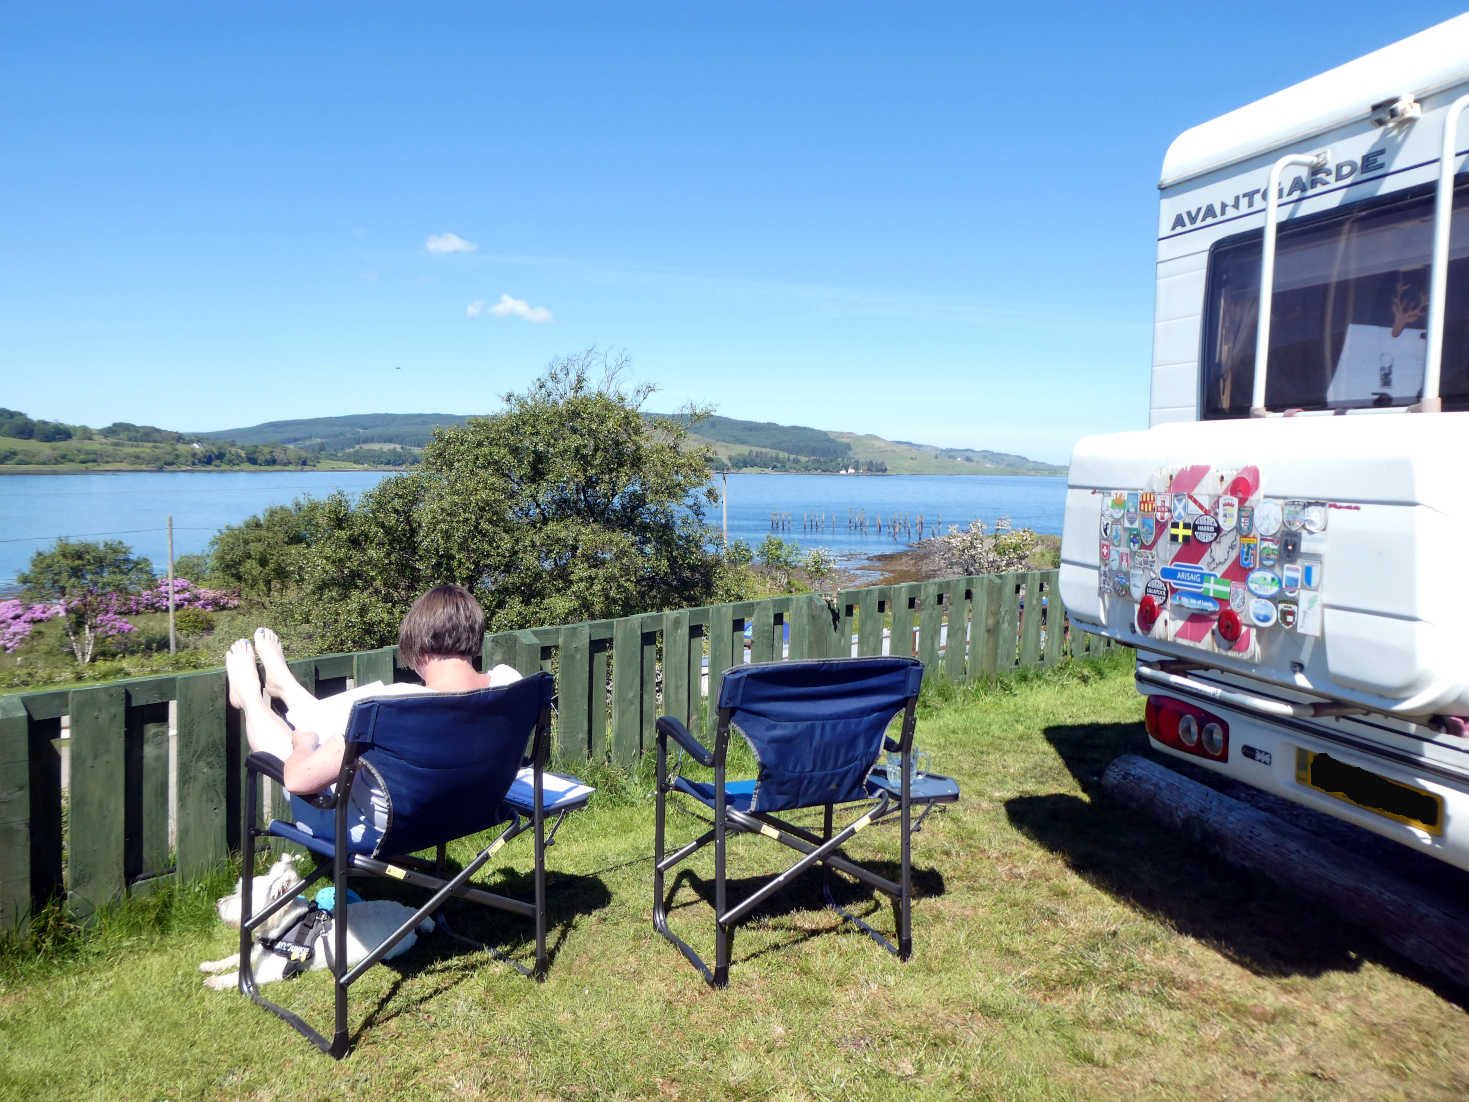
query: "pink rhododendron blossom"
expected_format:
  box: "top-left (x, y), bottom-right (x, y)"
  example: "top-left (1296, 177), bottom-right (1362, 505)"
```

top-left (123, 579), bottom-right (240, 613)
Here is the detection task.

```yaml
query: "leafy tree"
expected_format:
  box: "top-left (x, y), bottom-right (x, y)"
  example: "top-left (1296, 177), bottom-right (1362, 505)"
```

top-left (18, 539), bottom-right (154, 663)
top-left (756, 536), bottom-right (804, 590)
top-left (0, 408), bottom-right (35, 438)
top-left (724, 539), bottom-right (755, 567)
top-left (293, 351), bottom-right (723, 651)
top-left (0, 408), bottom-right (74, 442)
top-left (171, 553), bottom-right (213, 583)
top-left (208, 498), bottom-right (325, 605)
top-left (30, 420), bottom-right (73, 442)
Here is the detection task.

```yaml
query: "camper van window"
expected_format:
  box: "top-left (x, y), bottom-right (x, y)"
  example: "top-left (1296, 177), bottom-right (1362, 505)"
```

top-left (1200, 181), bottom-right (1469, 418)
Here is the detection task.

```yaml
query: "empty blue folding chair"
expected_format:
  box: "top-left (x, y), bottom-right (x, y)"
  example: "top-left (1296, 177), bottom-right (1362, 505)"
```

top-left (236, 671), bottom-right (594, 1057)
top-left (653, 657), bottom-right (959, 986)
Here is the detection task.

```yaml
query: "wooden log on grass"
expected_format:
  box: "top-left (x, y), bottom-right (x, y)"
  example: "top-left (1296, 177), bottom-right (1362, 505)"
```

top-left (1100, 753), bottom-right (1469, 992)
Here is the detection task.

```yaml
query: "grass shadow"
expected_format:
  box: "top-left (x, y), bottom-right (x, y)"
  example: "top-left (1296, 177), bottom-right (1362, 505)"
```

top-left (1015, 721), bottom-right (1469, 1002)
top-left (261, 852), bottom-right (612, 1049)
top-left (661, 858), bottom-right (946, 971)
top-left (1008, 720), bottom-right (1365, 980)
top-left (345, 867), bottom-right (612, 1044)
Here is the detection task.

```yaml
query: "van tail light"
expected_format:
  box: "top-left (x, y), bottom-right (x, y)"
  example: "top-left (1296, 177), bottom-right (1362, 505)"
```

top-left (1144, 695), bottom-right (1229, 761)
top-left (1136, 595), bottom-right (1160, 633)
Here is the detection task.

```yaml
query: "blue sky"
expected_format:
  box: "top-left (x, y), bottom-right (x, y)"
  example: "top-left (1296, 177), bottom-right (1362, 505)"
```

top-left (4, 3), bottom-right (1465, 464)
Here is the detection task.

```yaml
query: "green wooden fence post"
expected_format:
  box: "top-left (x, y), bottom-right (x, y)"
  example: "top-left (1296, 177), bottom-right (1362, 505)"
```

top-left (1041, 571), bottom-right (1065, 665)
top-left (125, 699), bottom-right (171, 893)
top-left (0, 698), bottom-right (30, 933)
top-left (516, 629), bottom-right (545, 675)
top-left (611, 616), bottom-right (641, 766)
top-left (706, 606), bottom-right (736, 739)
top-left (979, 575), bottom-right (1004, 678)
top-left (1019, 572), bottom-right (1044, 667)
top-left (797, 594), bottom-right (841, 660)
top-left (485, 631), bottom-right (518, 672)
top-left (996, 574), bottom-right (1022, 672)
top-left (963, 576), bottom-right (987, 682)
top-left (176, 669), bottom-right (229, 881)
top-left (663, 611), bottom-right (690, 725)
top-left (832, 592), bottom-right (855, 659)
top-left (686, 611), bottom-right (707, 731)
top-left (855, 587), bottom-right (884, 657)
top-left (286, 658), bottom-right (318, 696)
top-left (356, 646), bottom-right (396, 688)
top-left (918, 581), bottom-right (943, 672)
top-left (944, 578), bottom-right (968, 683)
top-left (589, 624), bottom-right (612, 762)
top-left (641, 616), bottom-right (660, 755)
top-left (751, 601), bottom-right (776, 664)
top-left (557, 623), bottom-right (592, 763)
top-left (68, 684), bottom-right (127, 919)
top-left (890, 583), bottom-right (919, 661)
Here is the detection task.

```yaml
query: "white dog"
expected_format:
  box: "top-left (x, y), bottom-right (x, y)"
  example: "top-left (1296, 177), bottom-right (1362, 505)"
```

top-left (202, 854), bottom-right (433, 990)
top-left (215, 852), bottom-right (303, 928)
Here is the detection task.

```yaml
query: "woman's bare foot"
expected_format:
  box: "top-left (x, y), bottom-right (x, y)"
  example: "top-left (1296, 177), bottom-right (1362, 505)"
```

top-left (227, 636), bottom-right (298, 758)
top-left (225, 639), bottom-right (262, 713)
top-left (253, 627), bottom-right (316, 713)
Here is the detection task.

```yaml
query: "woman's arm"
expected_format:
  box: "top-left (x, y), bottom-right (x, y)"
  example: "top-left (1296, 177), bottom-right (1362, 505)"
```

top-left (281, 730), bottom-right (347, 795)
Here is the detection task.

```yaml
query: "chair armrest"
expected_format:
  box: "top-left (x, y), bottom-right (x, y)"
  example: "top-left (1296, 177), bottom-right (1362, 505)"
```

top-left (883, 736), bottom-right (901, 753)
top-left (246, 751), bottom-right (285, 783)
top-left (655, 716), bottom-right (715, 768)
top-left (245, 751), bottom-right (336, 810)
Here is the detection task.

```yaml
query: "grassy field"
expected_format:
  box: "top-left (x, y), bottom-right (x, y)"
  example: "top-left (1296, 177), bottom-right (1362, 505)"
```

top-left (1, 651), bottom-right (1465, 1100)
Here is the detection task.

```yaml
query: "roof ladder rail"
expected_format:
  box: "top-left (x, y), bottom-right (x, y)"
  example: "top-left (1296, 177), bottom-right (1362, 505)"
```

top-left (1421, 94), bottom-right (1469, 413)
top-left (1251, 149), bottom-right (1330, 417)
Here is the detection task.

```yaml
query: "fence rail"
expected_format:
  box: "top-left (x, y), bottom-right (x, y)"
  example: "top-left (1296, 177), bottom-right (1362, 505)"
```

top-left (0, 571), bottom-right (1107, 933)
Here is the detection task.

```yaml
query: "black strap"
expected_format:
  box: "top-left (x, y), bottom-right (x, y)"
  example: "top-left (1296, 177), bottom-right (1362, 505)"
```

top-left (259, 901), bottom-right (333, 979)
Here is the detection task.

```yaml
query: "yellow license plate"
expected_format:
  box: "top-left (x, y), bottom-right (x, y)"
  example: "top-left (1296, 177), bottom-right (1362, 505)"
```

top-left (1294, 749), bottom-right (1443, 836)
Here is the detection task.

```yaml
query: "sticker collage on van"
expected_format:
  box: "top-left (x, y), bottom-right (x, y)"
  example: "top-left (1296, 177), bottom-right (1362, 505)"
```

top-left (1098, 465), bottom-right (1327, 659)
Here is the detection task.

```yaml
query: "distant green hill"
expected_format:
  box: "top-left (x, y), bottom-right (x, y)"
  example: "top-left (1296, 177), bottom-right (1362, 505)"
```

top-left (203, 411), bottom-right (1062, 475)
top-left (199, 413), bottom-right (475, 452)
top-left (664, 416), bottom-right (1063, 475)
top-left (2, 407), bottom-right (1062, 476)
top-left (831, 433), bottom-right (1061, 476)
top-left (659, 414), bottom-right (852, 460)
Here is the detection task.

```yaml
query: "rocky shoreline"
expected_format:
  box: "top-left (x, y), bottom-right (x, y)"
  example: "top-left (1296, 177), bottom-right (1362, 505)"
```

top-left (836, 530), bottom-right (1062, 589)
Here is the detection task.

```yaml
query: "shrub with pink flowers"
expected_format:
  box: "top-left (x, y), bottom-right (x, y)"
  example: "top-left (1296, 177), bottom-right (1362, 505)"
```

top-left (2, 578), bottom-right (239, 659)
top-left (0, 599), bottom-right (60, 654)
top-left (122, 578), bottom-right (240, 614)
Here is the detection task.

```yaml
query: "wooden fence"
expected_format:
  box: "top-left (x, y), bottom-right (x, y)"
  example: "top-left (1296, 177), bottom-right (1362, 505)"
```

top-left (0, 570), bottom-right (1107, 933)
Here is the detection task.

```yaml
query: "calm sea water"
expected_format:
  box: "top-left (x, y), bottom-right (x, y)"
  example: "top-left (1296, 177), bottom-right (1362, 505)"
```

top-left (0, 471), bottom-right (1067, 589)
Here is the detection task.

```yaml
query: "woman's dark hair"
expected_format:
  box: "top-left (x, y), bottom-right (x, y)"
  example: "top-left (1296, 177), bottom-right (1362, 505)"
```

top-left (398, 585), bottom-right (485, 670)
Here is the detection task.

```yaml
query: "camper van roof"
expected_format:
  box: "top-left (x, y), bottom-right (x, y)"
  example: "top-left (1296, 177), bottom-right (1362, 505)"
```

top-left (1160, 13), bottom-right (1469, 190)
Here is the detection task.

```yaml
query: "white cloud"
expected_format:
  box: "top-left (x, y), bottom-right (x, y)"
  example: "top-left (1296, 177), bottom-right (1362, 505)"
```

top-left (425, 232), bottom-right (476, 254)
top-left (467, 293), bottom-right (553, 323)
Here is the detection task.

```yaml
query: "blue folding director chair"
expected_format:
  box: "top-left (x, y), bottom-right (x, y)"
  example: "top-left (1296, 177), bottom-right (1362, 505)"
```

top-left (236, 670), bottom-right (593, 1057)
top-left (653, 656), bottom-right (959, 986)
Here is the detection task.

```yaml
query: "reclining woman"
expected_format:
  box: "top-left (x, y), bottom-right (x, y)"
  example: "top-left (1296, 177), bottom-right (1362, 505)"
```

top-left (225, 584), bottom-right (520, 848)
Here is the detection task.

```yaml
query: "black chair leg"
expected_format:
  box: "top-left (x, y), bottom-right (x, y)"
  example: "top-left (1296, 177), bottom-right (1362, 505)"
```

top-left (534, 796), bottom-right (547, 980)
top-left (238, 774), bottom-right (259, 994)
top-left (899, 792), bottom-right (912, 960)
top-left (714, 762), bottom-right (730, 988)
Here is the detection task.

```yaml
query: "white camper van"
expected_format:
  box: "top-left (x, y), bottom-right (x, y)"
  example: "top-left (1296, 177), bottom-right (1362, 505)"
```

top-left (1060, 15), bottom-right (1469, 871)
